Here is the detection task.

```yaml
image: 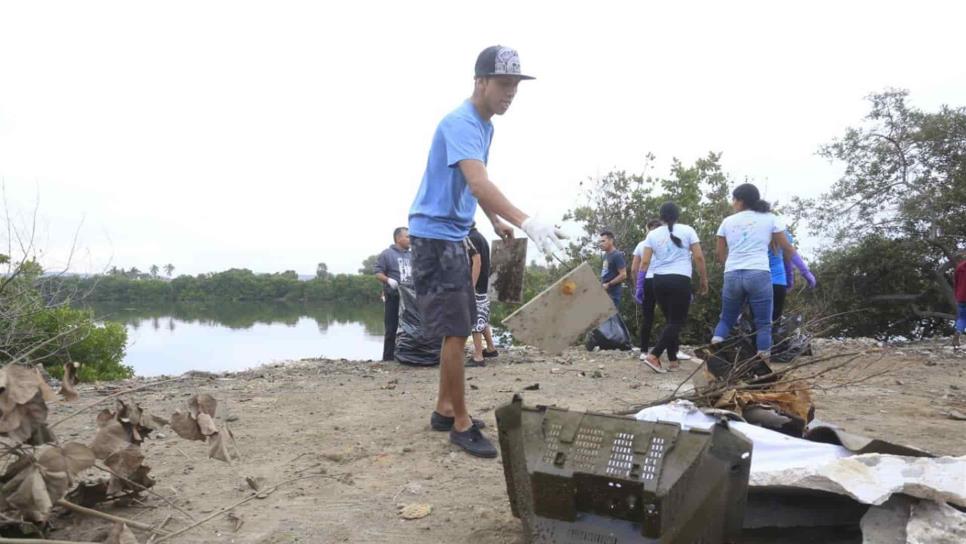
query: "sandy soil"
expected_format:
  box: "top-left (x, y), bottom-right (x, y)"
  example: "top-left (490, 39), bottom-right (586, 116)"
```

top-left (44, 338), bottom-right (966, 543)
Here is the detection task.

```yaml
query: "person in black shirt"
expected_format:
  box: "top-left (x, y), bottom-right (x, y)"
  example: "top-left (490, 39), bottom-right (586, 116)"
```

top-left (599, 230), bottom-right (627, 308)
top-left (467, 224), bottom-right (497, 366)
top-left (373, 227), bottom-right (412, 361)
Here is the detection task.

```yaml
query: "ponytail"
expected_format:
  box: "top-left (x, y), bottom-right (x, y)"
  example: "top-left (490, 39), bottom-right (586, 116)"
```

top-left (733, 183), bottom-right (771, 213)
top-left (659, 202), bottom-right (683, 248)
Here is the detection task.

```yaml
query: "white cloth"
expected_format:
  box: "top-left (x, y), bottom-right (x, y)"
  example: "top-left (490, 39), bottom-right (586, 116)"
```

top-left (634, 400), bottom-right (851, 474)
top-left (716, 211), bottom-right (784, 272)
top-left (642, 224), bottom-right (699, 278)
top-left (632, 241), bottom-right (655, 279)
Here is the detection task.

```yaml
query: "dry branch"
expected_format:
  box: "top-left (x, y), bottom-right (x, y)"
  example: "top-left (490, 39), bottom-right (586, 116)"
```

top-left (48, 377), bottom-right (191, 430)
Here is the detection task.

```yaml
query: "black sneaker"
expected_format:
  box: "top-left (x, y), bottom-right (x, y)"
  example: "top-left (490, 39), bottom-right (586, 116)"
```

top-left (466, 357), bottom-right (486, 368)
top-left (482, 349), bottom-right (499, 359)
top-left (430, 411), bottom-right (486, 431)
top-left (449, 424), bottom-right (497, 458)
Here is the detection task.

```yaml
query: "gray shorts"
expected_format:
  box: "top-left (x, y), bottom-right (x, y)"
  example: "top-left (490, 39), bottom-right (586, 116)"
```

top-left (473, 293), bottom-right (491, 333)
top-left (411, 236), bottom-right (475, 338)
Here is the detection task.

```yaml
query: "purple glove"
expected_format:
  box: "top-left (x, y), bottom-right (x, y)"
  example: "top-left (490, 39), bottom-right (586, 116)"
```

top-left (634, 270), bottom-right (646, 304)
top-left (791, 254), bottom-right (817, 288)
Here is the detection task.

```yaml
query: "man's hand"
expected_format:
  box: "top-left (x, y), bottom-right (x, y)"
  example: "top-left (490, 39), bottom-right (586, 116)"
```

top-left (522, 217), bottom-right (566, 257)
top-left (492, 218), bottom-right (514, 242)
top-left (386, 278), bottom-right (399, 290)
top-left (601, 282), bottom-right (609, 289)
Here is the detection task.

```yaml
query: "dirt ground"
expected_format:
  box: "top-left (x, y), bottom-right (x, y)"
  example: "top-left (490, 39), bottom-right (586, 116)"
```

top-left (45, 338), bottom-right (966, 543)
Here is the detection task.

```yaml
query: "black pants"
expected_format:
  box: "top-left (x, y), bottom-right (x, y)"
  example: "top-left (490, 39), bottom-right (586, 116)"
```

top-left (638, 278), bottom-right (656, 352)
top-left (651, 274), bottom-right (692, 361)
top-left (772, 284), bottom-right (787, 323)
top-left (382, 291), bottom-right (400, 361)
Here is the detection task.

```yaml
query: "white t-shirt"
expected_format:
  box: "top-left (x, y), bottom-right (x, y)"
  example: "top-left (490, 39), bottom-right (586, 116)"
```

top-left (716, 211), bottom-right (784, 272)
top-left (642, 224), bottom-right (700, 278)
top-left (633, 241), bottom-right (655, 279)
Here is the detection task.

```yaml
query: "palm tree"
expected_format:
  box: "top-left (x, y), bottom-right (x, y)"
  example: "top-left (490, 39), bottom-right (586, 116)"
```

top-left (150, 264), bottom-right (160, 278)
top-left (164, 263), bottom-right (175, 277)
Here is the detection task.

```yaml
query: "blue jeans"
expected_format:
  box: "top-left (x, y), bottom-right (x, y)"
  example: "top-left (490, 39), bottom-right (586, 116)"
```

top-left (957, 302), bottom-right (966, 334)
top-left (714, 270), bottom-right (774, 352)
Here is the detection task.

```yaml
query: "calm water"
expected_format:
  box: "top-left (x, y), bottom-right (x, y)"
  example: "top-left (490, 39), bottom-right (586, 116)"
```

top-left (88, 302), bottom-right (386, 377)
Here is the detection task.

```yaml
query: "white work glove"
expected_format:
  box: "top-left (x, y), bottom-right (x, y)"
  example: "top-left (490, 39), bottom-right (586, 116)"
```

top-left (522, 217), bottom-right (566, 257)
top-left (386, 278), bottom-right (399, 290)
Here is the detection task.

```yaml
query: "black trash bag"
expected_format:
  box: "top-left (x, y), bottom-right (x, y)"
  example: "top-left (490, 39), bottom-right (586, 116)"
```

top-left (584, 314), bottom-right (633, 351)
top-left (700, 317), bottom-right (776, 384)
top-left (394, 283), bottom-right (440, 366)
top-left (770, 313), bottom-right (813, 363)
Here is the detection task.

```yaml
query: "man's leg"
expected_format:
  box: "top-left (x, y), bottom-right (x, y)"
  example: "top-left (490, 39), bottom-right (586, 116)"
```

top-left (639, 279), bottom-right (656, 353)
top-left (382, 292), bottom-right (400, 361)
top-left (435, 335), bottom-right (471, 429)
top-left (472, 332), bottom-right (484, 360)
top-left (483, 326), bottom-right (496, 352)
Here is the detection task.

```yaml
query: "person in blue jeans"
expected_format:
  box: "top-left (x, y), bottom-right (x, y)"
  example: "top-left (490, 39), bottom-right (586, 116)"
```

top-left (712, 183), bottom-right (799, 356)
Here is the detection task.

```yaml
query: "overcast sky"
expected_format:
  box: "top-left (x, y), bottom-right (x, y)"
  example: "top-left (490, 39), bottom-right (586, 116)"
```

top-left (2, 1), bottom-right (964, 276)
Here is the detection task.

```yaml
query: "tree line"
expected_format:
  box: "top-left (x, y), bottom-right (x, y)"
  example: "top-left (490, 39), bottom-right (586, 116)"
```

top-left (55, 266), bottom-right (381, 305)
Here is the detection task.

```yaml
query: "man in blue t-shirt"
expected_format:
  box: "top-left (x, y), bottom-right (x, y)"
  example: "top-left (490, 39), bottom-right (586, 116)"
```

top-left (599, 230), bottom-right (627, 308)
top-left (408, 46), bottom-right (565, 458)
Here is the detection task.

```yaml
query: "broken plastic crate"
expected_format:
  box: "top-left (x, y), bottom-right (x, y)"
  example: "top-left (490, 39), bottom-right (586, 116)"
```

top-left (496, 395), bottom-right (753, 543)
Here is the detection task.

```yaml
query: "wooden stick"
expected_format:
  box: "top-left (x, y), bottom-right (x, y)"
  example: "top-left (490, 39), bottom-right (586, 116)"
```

top-left (55, 499), bottom-right (169, 534)
top-left (49, 377), bottom-right (190, 429)
top-left (94, 464), bottom-right (196, 521)
top-left (154, 473), bottom-right (334, 543)
top-left (147, 514), bottom-right (173, 544)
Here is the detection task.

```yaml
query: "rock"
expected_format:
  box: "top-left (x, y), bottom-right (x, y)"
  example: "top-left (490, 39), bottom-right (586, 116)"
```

top-left (947, 410), bottom-right (966, 421)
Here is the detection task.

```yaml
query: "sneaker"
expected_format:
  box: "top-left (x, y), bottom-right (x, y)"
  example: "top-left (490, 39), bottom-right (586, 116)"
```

top-left (482, 349), bottom-right (499, 359)
top-left (449, 424), bottom-right (497, 458)
top-left (430, 411), bottom-right (486, 432)
top-left (675, 351), bottom-right (692, 361)
top-left (466, 357), bottom-right (486, 368)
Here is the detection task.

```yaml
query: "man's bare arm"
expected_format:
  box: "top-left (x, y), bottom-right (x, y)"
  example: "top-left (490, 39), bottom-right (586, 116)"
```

top-left (460, 160), bottom-right (528, 228)
top-left (375, 272), bottom-right (390, 285)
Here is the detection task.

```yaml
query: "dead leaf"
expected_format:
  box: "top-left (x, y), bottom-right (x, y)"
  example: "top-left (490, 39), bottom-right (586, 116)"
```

top-left (227, 512), bottom-right (244, 532)
top-left (67, 481), bottom-right (109, 507)
top-left (104, 522), bottom-right (139, 544)
top-left (62, 442), bottom-right (96, 476)
top-left (398, 503), bottom-right (432, 520)
top-left (188, 394), bottom-right (217, 418)
top-left (58, 362), bottom-right (80, 402)
top-left (3, 466), bottom-right (52, 522)
top-left (207, 432), bottom-right (231, 463)
top-left (170, 411), bottom-right (204, 441)
top-left (96, 408), bottom-right (114, 428)
top-left (196, 413), bottom-right (218, 436)
top-left (91, 420), bottom-right (131, 460)
top-left (0, 390), bottom-right (54, 445)
top-left (105, 446), bottom-right (153, 495)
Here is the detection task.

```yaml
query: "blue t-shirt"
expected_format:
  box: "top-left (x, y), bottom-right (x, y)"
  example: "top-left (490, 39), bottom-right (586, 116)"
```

top-left (768, 230), bottom-right (795, 286)
top-left (601, 250), bottom-right (626, 296)
top-left (408, 101), bottom-right (494, 241)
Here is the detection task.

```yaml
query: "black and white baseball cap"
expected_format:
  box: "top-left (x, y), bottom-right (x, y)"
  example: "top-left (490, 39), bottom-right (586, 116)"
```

top-left (474, 46), bottom-right (535, 80)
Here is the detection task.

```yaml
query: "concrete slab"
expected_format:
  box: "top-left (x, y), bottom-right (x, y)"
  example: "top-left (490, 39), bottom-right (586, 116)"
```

top-left (501, 262), bottom-right (615, 354)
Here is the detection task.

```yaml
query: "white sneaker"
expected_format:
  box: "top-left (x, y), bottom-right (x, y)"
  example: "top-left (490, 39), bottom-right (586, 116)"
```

top-left (675, 351), bottom-right (692, 361)
top-left (639, 353), bottom-right (648, 361)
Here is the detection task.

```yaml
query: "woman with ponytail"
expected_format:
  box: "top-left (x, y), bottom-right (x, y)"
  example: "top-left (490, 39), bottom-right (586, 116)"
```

top-left (638, 202), bottom-right (709, 373)
top-left (713, 183), bottom-right (798, 357)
